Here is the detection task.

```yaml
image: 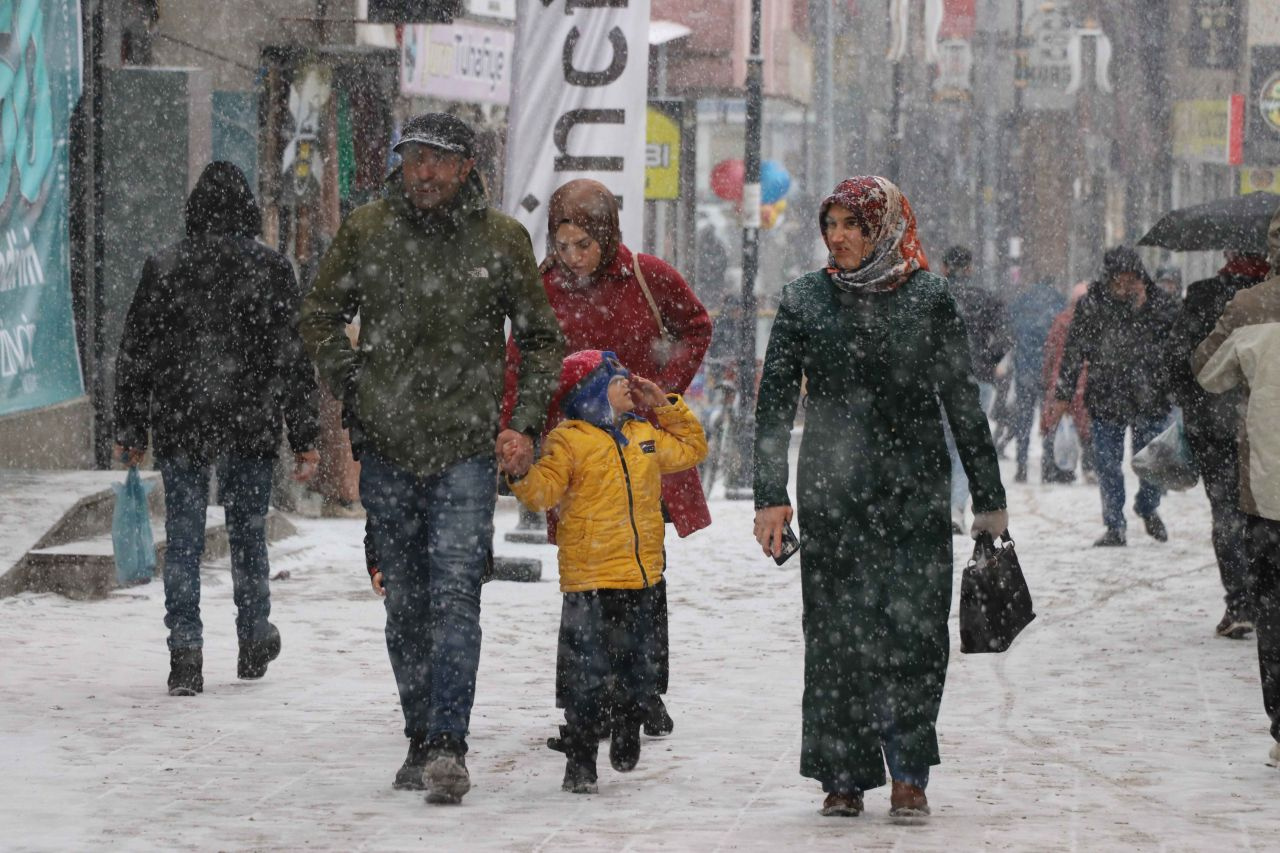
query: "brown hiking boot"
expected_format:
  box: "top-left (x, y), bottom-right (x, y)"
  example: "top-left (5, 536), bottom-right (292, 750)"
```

top-left (820, 790), bottom-right (863, 817)
top-left (889, 781), bottom-right (930, 819)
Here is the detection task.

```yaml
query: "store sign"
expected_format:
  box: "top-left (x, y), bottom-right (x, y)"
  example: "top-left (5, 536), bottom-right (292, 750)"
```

top-left (1241, 167), bottom-right (1280, 195)
top-left (1021, 2), bottom-right (1076, 111)
top-left (0, 0), bottom-right (84, 416)
top-left (1188, 0), bottom-right (1240, 69)
top-left (400, 20), bottom-right (513, 105)
top-left (933, 38), bottom-right (972, 99)
top-left (1245, 46), bottom-right (1280, 163)
top-left (465, 0), bottom-right (515, 20)
top-left (1172, 96), bottom-right (1244, 165)
top-left (503, 0), bottom-right (650, 255)
top-left (644, 104), bottom-right (680, 200)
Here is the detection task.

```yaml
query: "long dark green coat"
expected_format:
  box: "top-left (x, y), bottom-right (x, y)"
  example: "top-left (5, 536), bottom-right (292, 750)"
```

top-left (753, 268), bottom-right (1005, 792)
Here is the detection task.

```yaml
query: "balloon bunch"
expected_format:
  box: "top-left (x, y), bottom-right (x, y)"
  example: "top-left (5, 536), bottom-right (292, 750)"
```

top-left (709, 158), bottom-right (792, 229)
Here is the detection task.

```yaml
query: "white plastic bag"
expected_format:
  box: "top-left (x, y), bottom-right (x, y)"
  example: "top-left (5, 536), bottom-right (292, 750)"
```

top-left (1053, 417), bottom-right (1081, 472)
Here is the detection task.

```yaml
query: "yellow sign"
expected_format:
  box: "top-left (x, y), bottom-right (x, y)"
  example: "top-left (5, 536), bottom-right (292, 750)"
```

top-left (1172, 99), bottom-right (1231, 163)
top-left (645, 107), bottom-right (681, 200)
top-left (1241, 167), bottom-right (1280, 194)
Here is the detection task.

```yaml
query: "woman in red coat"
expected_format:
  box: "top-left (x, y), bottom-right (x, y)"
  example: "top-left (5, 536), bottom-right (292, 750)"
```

top-left (504, 179), bottom-right (712, 740)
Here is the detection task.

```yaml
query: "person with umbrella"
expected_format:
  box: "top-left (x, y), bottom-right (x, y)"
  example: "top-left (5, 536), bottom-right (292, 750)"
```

top-left (1165, 241), bottom-right (1270, 638)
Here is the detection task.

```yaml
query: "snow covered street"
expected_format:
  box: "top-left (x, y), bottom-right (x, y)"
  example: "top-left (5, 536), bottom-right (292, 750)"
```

top-left (3, 453), bottom-right (1278, 852)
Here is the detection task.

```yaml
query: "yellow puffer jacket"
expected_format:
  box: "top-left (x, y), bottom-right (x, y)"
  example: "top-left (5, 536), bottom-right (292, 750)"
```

top-left (508, 396), bottom-right (707, 592)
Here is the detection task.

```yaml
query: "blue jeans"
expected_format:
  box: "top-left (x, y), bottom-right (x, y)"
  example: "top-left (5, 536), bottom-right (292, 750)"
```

top-left (158, 455), bottom-right (275, 651)
top-left (361, 452), bottom-right (496, 741)
top-left (948, 382), bottom-right (995, 514)
top-left (1091, 415), bottom-right (1168, 531)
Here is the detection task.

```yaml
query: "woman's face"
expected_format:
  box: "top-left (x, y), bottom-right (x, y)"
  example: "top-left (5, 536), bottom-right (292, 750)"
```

top-left (554, 222), bottom-right (603, 282)
top-left (823, 204), bottom-right (874, 270)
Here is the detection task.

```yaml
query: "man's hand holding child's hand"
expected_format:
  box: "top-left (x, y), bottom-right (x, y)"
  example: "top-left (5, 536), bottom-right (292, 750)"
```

top-left (497, 430), bottom-right (533, 478)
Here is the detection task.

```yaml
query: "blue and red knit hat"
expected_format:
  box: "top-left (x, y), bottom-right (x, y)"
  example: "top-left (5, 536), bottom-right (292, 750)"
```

top-left (552, 350), bottom-right (631, 439)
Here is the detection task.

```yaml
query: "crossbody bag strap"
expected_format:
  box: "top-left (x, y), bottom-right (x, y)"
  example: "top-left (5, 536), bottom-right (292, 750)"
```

top-left (632, 253), bottom-right (669, 338)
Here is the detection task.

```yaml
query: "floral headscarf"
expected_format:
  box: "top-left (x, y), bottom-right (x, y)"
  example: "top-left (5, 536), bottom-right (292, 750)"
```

top-left (543, 179), bottom-right (621, 276)
top-left (819, 176), bottom-right (929, 293)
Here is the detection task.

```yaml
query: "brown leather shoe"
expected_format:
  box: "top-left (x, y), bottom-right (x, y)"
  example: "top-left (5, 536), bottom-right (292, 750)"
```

top-left (820, 790), bottom-right (863, 817)
top-left (889, 780), bottom-right (930, 818)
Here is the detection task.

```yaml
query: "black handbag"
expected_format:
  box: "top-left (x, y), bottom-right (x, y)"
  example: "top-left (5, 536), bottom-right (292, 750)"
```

top-left (959, 531), bottom-right (1036, 654)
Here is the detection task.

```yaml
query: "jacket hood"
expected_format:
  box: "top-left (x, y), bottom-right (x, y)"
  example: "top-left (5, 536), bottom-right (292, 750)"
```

top-left (186, 161), bottom-right (261, 239)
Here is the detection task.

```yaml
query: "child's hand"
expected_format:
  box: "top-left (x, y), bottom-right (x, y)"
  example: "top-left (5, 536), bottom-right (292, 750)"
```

top-left (499, 435), bottom-right (533, 477)
top-left (629, 375), bottom-right (668, 409)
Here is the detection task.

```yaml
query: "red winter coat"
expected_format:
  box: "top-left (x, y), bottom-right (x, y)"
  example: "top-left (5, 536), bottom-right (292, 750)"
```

top-left (503, 243), bottom-right (713, 538)
top-left (1040, 305), bottom-right (1091, 440)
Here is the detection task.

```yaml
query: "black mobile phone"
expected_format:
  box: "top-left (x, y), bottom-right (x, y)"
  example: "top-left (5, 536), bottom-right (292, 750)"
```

top-left (774, 523), bottom-right (801, 566)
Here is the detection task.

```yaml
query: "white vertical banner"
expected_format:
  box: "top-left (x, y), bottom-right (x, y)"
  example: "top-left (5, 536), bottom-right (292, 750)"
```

top-left (503, 0), bottom-right (651, 261)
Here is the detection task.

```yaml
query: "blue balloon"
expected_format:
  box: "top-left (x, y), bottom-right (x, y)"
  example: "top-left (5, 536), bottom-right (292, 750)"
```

top-left (760, 160), bottom-right (791, 204)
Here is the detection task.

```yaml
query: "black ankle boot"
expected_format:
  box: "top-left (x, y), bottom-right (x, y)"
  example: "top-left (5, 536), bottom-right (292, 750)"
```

top-left (610, 712), bottom-right (641, 772)
top-left (168, 648), bottom-right (203, 696)
top-left (393, 737), bottom-right (429, 790)
top-left (561, 726), bottom-right (599, 794)
top-left (238, 624), bottom-right (281, 679)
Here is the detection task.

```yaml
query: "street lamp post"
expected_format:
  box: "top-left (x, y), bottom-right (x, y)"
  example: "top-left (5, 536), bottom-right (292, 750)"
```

top-left (726, 0), bottom-right (764, 501)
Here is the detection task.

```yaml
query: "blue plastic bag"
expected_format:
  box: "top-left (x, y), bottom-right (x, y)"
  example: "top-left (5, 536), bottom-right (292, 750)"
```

top-left (112, 468), bottom-right (156, 586)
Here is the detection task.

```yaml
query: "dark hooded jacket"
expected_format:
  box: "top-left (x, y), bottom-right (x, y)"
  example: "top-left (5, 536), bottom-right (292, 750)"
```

top-left (114, 162), bottom-right (319, 459)
top-left (947, 271), bottom-right (1011, 384)
top-left (1055, 259), bottom-right (1177, 423)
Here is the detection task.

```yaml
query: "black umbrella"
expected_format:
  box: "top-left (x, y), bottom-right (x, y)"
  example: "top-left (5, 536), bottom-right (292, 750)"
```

top-left (1138, 192), bottom-right (1280, 254)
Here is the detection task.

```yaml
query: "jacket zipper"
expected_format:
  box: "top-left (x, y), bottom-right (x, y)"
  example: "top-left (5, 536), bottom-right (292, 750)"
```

top-left (613, 442), bottom-right (650, 588)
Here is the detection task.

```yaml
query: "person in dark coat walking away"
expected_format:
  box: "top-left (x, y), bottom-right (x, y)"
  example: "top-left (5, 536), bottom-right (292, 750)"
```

top-left (940, 245), bottom-right (1010, 531)
top-left (503, 179), bottom-right (712, 741)
top-left (301, 113), bottom-right (564, 804)
top-left (114, 161), bottom-right (320, 697)
top-left (1167, 248), bottom-right (1270, 638)
top-left (501, 350), bottom-right (707, 793)
top-left (1193, 205), bottom-right (1280, 767)
top-left (753, 177), bottom-right (1009, 819)
top-left (1008, 276), bottom-right (1066, 482)
top-left (1047, 247), bottom-right (1177, 547)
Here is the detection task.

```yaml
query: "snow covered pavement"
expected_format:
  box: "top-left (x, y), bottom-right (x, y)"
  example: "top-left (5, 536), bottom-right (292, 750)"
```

top-left (3, 456), bottom-right (1278, 851)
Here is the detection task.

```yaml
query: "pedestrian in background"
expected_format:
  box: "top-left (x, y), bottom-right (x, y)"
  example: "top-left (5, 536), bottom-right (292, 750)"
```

top-left (1193, 208), bottom-right (1280, 767)
top-left (114, 161), bottom-right (320, 697)
top-left (1007, 275), bottom-right (1066, 483)
top-left (1040, 282), bottom-right (1093, 483)
top-left (753, 176), bottom-right (1009, 819)
top-left (301, 113), bottom-right (563, 804)
top-left (1168, 247), bottom-right (1270, 638)
top-left (940, 245), bottom-right (1010, 532)
top-left (503, 178), bottom-right (712, 742)
top-left (1047, 247), bottom-right (1177, 547)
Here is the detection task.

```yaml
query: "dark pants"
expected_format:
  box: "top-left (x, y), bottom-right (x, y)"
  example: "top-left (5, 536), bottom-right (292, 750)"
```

top-left (1091, 415), bottom-right (1168, 531)
top-left (1011, 371), bottom-right (1042, 469)
top-left (1185, 418), bottom-right (1251, 615)
top-left (1245, 515), bottom-right (1280, 743)
top-left (158, 455), bottom-right (275, 651)
top-left (558, 577), bottom-right (668, 706)
top-left (558, 586), bottom-right (661, 742)
top-left (360, 452), bottom-right (496, 741)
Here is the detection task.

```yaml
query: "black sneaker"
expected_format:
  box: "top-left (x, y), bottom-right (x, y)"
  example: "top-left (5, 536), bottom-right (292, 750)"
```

top-left (643, 696), bottom-right (674, 737)
top-left (1215, 610), bottom-right (1255, 640)
top-left (167, 648), bottom-right (203, 696)
top-left (1093, 528), bottom-right (1127, 547)
top-left (1140, 513), bottom-right (1168, 542)
top-left (393, 737), bottom-right (429, 790)
top-left (610, 721), bottom-right (641, 772)
top-left (237, 624), bottom-right (281, 679)
top-left (423, 734), bottom-right (471, 804)
top-left (1014, 463), bottom-right (1028, 484)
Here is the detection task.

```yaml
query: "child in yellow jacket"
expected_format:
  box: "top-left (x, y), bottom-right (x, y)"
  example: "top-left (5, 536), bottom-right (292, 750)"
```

top-left (499, 350), bottom-right (707, 794)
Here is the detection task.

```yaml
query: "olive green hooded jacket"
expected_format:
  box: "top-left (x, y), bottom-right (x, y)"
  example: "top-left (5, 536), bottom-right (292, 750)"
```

top-left (300, 171), bottom-right (563, 478)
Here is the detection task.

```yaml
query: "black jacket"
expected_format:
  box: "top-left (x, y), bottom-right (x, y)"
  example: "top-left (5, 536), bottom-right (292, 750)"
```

top-left (949, 274), bottom-right (1011, 383)
top-left (1165, 271), bottom-right (1262, 440)
top-left (114, 162), bottom-right (319, 460)
top-left (1056, 278), bottom-right (1177, 422)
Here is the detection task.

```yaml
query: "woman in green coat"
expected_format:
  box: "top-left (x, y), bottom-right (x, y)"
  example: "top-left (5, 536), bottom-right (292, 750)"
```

top-left (752, 176), bottom-right (1009, 819)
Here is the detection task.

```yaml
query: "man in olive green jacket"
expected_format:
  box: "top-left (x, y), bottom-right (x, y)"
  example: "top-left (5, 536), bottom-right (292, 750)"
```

top-left (300, 114), bottom-right (562, 804)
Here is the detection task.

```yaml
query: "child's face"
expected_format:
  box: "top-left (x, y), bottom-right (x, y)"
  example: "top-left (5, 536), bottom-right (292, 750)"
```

top-left (607, 375), bottom-right (635, 413)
